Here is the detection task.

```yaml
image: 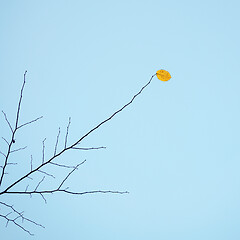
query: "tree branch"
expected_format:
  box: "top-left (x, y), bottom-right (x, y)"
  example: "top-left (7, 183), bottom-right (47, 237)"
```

top-left (54, 128), bottom-right (61, 156)
top-left (17, 116), bottom-right (43, 129)
top-left (64, 117), bottom-right (71, 148)
top-left (72, 146), bottom-right (106, 150)
top-left (0, 201), bottom-right (44, 236)
top-left (0, 74), bottom-right (155, 194)
top-left (0, 71), bottom-right (27, 187)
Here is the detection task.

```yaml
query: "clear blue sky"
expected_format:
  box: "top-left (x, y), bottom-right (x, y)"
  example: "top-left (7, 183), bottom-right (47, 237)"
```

top-left (1, 1), bottom-right (240, 239)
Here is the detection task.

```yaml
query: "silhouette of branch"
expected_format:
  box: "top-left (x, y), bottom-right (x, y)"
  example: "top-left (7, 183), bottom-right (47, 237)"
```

top-left (34, 176), bottom-right (45, 191)
top-left (0, 73), bottom-right (155, 194)
top-left (2, 137), bottom-right (10, 146)
top-left (10, 146), bottom-right (27, 153)
top-left (2, 111), bottom-right (13, 133)
top-left (42, 138), bottom-right (46, 164)
top-left (0, 201), bottom-right (44, 236)
top-left (37, 170), bottom-right (55, 178)
top-left (72, 146), bottom-right (106, 150)
top-left (5, 190), bottom-right (129, 195)
top-left (49, 162), bottom-right (76, 169)
top-left (0, 71), bottom-right (27, 187)
top-left (0, 151), bottom-right (6, 158)
top-left (64, 117), bottom-right (71, 148)
top-left (17, 116), bottom-right (43, 130)
top-left (54, 128), bottom-right (61, 156)
top-left (0, 71), bottom-right (156, 235)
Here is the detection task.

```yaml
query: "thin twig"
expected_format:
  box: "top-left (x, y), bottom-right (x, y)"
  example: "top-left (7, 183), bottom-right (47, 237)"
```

top-left (54, 128), bottom-right (60, 156)
top-left (72, 146), bottom-right (106, 150)
top-left (2, 111), bottom-right (13, 133)
top-left (38, 170), bottom-right (55, 178)
top-left (58, 160), bottom-right (86, 190)
top-left (15, 71), bottom-right (27, 130)
top-left (42, 138), bottom-right (46, 164)
top-left (64, 117), bottom-right (71, 148)
top-left (49, 162), bottom-right (76, 169)
top-left (5, 190), bottom-right (129, 195)
top-left (0, 151), bottom-right (6, 158)
top-left (17, 116), bottom-right (43, 129)
top-left (10, 146), bottom-right (27, 153)
top-left (34, 176), bottom-right (45, 191)
top-left (2, 137), bottom-right (9, 146)
top-left (0, 71), bottom-right (27, 187)
top-left (40, 193), bottom-right (47, 204)
top-left (0, 201), bottom-right (44, 236)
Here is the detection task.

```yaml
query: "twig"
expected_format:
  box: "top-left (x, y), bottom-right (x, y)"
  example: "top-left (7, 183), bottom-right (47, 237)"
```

top-left (17, 116), bottom-right (43, 129)
top-left (0, 71), bottom-right (27, 187)
top-left (42, 138), bottom-right (46, 164)
top-left (2, 137), bottom-right (9, 146)
top-left (10, 146), bottom-right (27, 153)
top-left (58, 162), bottom-right (83, 190)
top-left (2, 111), bottom-right (13, 133)
top-left (40, 193), bottom-right (47, 204)
top-left (54, 128), bottom-right (60, 156)
top-left (15, 71), bottom-right (27, 130)
top-left (34, 177), bottom-right (45, 191)
top-left (0, 201), bottom-right (44, 236)
top-left (5, 190), bottom-right (129, 195)
top-left (64, 117), bottom-right (71, 148)
top-left (49, 162), bottom-right (76, 169)
top-left (0, 151), bottom-right (6, 158)
top-left (38, 170), bottom-right (55, 178)
top-left (72, 146), bottom-right (106, 150)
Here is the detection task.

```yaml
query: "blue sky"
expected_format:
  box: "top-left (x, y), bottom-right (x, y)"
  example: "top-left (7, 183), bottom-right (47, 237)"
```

top-left (1, 0), bottom-right (240, 239)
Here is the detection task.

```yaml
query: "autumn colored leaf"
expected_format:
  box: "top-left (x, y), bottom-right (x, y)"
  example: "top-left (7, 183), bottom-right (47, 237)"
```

top-left (156, 69), bottom-right (171, 81)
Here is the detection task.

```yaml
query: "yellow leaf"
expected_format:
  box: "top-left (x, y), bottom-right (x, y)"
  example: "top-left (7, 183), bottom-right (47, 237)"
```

top-left (156, 69), bottom-right (171, 81)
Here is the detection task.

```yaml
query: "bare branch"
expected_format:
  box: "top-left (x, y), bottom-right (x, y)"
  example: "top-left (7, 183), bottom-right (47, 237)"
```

top-left (40, 193), bottom-right (47, 204)
top-left (61, 190), bottom-right (129, 195)
top-left (42, 138), bottom-right (46, 164)
top-left (0, 71), bottom-right (28, 187)
top-left (15, 70), bottom-right (27, 130)
top-left (17, 116), bottom-right (43, 129)
top-left (5, 190), bottom-right (129, 195)
top-left (72, 74), bottom-right (155, 147)
top-left (72, 146), bottom-right (106, 150)
top-left (54, 128), bottom-right (60, 156)
top-left (10, 146), bottom-right (27, 153)
top-left (34, 176), bottom-right (45, 191)
top-left (2, 111), bottom-right (13, 133)
top-left (0, 151), bottom-right (6, 158)
top-left (7, 163), bottom-right (17, 166)
top-left (0, 201), bottom-right (44, 236)
top-left (38, 170), bottom-right (55, 178)
top-left (58, 160), bottom-right (86, 190)
top-left (0, 213), bottom-right (34, 236)
top-left (64, 117), bottom-right (71, 148)
top-left (0, 74), bottom-right (155, 194)
top-left (49, 162), bottom-right (76, 169)
top-left (0, 71), bottom-right (158, 236)
top-left (2, 137), bottom-right (9, 146)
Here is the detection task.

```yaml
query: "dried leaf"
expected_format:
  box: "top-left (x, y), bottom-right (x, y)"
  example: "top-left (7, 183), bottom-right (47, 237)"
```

top-left (156, 69), bottom-right (171, 81)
